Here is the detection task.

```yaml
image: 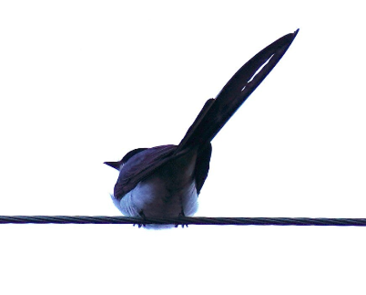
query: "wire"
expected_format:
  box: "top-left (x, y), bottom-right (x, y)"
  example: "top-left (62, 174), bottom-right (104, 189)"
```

top-left (1, 216), bottom-right (366, 226)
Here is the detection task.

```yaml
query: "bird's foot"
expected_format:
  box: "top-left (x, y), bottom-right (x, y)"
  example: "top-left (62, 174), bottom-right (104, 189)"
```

top-left (133, 210), bottom-right (147, 228)
top-left (176, 210), bottom-right (188, 228)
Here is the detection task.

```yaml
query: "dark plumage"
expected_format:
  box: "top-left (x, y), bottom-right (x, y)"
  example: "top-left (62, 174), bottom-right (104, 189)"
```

top-left (105, 30), bottom-right (298, 220)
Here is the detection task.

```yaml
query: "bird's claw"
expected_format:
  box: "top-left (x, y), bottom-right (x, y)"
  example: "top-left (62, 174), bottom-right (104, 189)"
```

top-left (133, 223), bottom-right (146, 228)
top-left (133, 210), bottom-right (147, 228)
top-left (175, 210), bottom-right (188, 228)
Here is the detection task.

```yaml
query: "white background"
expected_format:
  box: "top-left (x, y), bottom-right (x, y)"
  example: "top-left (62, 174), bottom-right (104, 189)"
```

top-left (1, 1), bottom-right (366, 294)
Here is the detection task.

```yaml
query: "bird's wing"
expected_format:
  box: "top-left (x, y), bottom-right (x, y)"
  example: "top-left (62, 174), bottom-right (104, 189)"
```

top-left (194, 143), bottom-right (212, 194)
top-left (114, 145), bottom-right (178, 199)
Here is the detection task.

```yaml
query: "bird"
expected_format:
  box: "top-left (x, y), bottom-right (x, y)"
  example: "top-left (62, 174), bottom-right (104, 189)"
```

top-left (105, 29), bottom-right (299, 226)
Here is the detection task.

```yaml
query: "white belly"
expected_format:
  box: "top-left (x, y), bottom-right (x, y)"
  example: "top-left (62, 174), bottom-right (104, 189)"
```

top-left (118, 178), bottom-right (198, 217)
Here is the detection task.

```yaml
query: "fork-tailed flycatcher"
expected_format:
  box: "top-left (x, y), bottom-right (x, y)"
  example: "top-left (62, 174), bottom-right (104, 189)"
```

top-left (105, 29), bottom-right (298, 221)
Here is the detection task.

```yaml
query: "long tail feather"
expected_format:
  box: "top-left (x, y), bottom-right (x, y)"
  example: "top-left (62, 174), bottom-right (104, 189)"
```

top-left (177, 29), bottom-right (299, 152)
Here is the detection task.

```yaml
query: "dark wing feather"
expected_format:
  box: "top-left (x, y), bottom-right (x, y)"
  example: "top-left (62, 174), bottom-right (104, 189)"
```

top-left (114, 145), bottom-right (177, 199)
top-left (195, 143), bottom-right (212, 194)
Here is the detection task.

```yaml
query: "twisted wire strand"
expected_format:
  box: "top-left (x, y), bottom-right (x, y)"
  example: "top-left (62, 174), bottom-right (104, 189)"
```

top-left (1, 216), bottom-right (366, 226)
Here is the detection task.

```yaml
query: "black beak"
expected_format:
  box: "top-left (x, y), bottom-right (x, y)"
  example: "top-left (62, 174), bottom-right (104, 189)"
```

top-left (104, 161), bottom-right (121, 170)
